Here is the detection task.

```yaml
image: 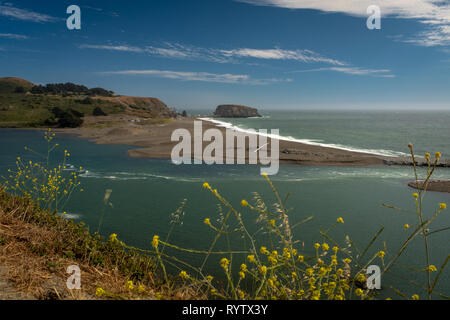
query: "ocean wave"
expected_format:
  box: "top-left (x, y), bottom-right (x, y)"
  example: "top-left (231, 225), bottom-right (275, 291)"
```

top-left (198, 117), bottom-right (408, 157)
top-left (58, 212), bottom-right (81, 220)
top-left (79, 170), bottom-right (201, 182)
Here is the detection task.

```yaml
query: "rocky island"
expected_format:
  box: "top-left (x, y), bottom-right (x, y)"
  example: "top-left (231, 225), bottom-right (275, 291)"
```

top-left (213, 104), bottom-right (261, 118)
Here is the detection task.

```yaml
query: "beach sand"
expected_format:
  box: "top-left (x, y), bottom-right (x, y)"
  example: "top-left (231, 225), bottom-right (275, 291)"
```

top-left (408, 181), bottom-right (450, 193)
top-left (59, 115), bottom-right (389, 166)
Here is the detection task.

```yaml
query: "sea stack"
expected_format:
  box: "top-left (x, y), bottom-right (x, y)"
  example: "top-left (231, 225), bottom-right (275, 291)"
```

top-left (213, 105), bottom-right (261, 118)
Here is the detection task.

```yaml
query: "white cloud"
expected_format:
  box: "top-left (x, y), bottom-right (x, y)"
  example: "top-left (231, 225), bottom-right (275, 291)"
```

top-left (291, 66), bottom-right (395, 77)
top-left (102, 69), bottom-right (291, 85)
top-left (81, 42), bottom-right (345, 65)
top-left (79, 44), bottom-right (144, 53)
top-left (0, 33), bottom-right (29, 39)
top-left (220, 48), bottom-right (345, 65)
top-left (0, 3), bottom-right (59, 22)
top-left (236, 0), bottom-right (450, 46)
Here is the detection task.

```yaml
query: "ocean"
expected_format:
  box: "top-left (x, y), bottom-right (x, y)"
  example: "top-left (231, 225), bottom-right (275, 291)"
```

top-left (198, 110), bottom-right (450, 157)
top-left (1, 110), bottom-right (450, 299)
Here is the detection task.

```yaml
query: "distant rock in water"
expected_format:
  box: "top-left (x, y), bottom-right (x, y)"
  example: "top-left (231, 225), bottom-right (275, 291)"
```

top-left (214, 105), bottom-right (261, 118)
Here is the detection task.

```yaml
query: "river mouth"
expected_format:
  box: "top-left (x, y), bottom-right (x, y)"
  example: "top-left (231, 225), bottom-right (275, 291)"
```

top-left (2, 128), bottom-right (450, 299)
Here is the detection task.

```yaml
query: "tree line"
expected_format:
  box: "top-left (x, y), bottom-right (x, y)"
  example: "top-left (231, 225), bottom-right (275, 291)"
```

top-left (30, 82), bottom-right (114, 97)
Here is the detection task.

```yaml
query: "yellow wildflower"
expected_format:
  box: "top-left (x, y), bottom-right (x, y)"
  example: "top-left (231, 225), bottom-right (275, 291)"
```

top-left (412, 294), bottom-right (419, 300)
top-left (268, 256), bottom-right (277, 265)
top-left (356, 274), bottom-right (366, 282)
top-left (344, 258), bottom-right (351, 264)
top-left (337, 217), bottom-right (344, 224)
top-left (239, 271), bottom-right (246, 279)
top-left (260, 266), bottom-right (267, 276)
top-left (314, 243), bottom-right (320, 249)
top-left (179, 271), bottom-right (189, 279)
top-left (440, 203), bottom-right (447, 210)
top-left (377, 251), bottom-right (386, 258)
top-left (412, 193), bottom-right (419, 198)
top-left (247, 255), bottom-right (256, 263)
top-left (95, 287), bottom-right (105, 297)
top-left (125, 280), bottom-right (134, 290)
top-left (109, 233), bottom-right (118, 242)
top-left (436, 152), bottom-right (441, 159)
top-left (428, 265), bottom-right (437, 272)
top-left (241, 199), bottom-right (249, 207)
top-left (204, 218), bottom-right (211, 225)
top-left (152, 235), bottom-right (159, 248)
top-left (403, 224), bottom-right (410, 230)
top-left (203, 182), bottom-right (210, 189)
top-left (322, 243), bottom-right (330, 251)
top-left (220, 258), bottom-right (230, 269)
top-left (355, 288), bottom-right (364, 296)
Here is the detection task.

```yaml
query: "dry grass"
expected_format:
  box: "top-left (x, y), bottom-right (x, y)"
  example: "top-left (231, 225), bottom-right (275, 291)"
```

top-left (0, 187), bottom-right (204, 300)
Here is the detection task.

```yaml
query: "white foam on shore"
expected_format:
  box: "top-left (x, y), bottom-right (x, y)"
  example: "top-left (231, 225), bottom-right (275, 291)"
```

top-left (198, 117), bottom-right (408, 157)
top-left (79, 170), bottom-right (200, 182)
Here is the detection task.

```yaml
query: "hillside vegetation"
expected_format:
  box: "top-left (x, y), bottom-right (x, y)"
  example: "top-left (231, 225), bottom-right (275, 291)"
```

top-left (0, 77), bottom-right (35, 94)
top-left (0, 77), bottom-right (176, 128)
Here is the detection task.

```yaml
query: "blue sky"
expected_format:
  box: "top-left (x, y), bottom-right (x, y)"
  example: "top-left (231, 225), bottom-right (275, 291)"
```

top-left (0, 0), bottom-right (449, 110)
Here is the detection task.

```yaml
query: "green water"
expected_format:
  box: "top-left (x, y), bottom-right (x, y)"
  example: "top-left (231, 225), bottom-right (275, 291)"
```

top-left (204, 110), bottom-right (450, 157)
top-left (1, 110), bottom-right (450, 299)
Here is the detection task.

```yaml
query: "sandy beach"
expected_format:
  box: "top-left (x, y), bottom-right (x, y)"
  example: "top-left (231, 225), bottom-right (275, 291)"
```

top-left (408, 181), bottom-right (450, 193)
top-left (58, 115), bottom-right (391, 166)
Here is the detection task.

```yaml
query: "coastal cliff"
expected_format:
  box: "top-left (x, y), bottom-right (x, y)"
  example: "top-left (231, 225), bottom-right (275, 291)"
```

top-left (213, 105), bottom-right (261, 118)
top-left (96, 96), bottom-right (177, 118)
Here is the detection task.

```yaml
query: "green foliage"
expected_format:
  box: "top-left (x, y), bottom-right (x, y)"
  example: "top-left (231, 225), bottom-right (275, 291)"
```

top-left (0, 77), bottom-right (34, 94)
top-left (0, 186), bottom-right (156, 283)
top-left (30, 82), bottom-right (114, 97)
top-left (0, 93), bottom-right (125, 128)
top-left (0, 130), bottom-right (156, 284)
top-left (3, 129), bottom-right (82, 211)
top-left (93, 106), bottom-right (107, 116)
top-left (14, 86), bottom-right (25, 93)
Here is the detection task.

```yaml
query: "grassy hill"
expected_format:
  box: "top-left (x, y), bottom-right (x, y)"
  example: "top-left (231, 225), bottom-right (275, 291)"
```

top-left (0, 78), bottom-right (176, 128)
top-left (0, 77), bottom-right (35, 94)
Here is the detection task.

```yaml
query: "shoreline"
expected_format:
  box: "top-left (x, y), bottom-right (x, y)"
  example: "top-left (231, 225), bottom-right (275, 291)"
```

top-left (56, 116), bottom-right (391, 167)
top-left (5, 116), bottom-right (449, 169)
